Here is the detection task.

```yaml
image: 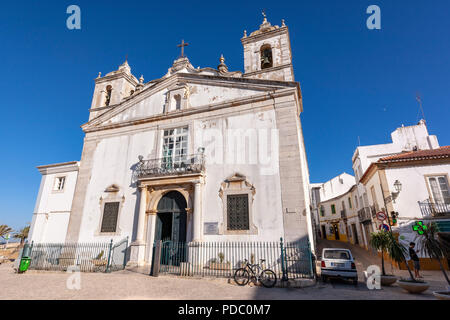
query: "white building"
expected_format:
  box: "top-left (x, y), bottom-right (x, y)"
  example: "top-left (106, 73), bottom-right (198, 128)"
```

top-left (317, 184), bottom-right (365, 246)
top-left (29, 15), bottom-right (315, 267)
top-left (310, 173), bottom-right (356, 241)
top-left (352, 120), bottom-right (441, 248)
top-left (360, 145), bottom-right (450, 266)
top-left (29, 162), bottom-right (79, 243)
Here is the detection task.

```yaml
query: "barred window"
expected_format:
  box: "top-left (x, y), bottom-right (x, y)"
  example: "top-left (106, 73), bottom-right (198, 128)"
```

top-left (227, 194), bottom-right (249, 230)
top-left (101, 202), bottom-right (120, 233)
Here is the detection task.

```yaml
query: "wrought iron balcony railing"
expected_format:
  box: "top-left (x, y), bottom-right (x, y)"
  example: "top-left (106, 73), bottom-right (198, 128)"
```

top-left (370, 205), bottom-right (377, 218)
top-left (136, 153), bottom-right (205, 179)
top-left (358, 207), bottom-right (372, 223)
top-left (418, 200), bottom-right (450, 217)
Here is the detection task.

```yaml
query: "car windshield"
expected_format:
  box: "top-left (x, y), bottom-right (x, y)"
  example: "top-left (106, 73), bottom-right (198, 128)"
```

top-left (323, 250), bottom-right (351, 260)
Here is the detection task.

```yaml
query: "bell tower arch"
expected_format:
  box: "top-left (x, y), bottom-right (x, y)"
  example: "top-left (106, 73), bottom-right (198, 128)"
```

top-left (241, 13), bottom-right (294, 81)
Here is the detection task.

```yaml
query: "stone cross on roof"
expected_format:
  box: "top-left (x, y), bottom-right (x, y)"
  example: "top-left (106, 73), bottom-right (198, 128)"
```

top-left (177, 39), bottom-right (189, 58)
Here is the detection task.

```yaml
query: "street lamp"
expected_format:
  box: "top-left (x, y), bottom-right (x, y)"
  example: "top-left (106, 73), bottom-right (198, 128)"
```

top-left (394, 180), bottom-right (402, 193)
top-left (391, 180), bottom-right (402, 203)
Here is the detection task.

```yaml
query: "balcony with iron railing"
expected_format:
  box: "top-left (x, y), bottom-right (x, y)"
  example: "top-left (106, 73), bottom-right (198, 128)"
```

top-left (136, 153), bottom-right (205, 179)
top-left (418, 200), bottom-right (450, 218)
top-left (358, 207), bottom-right (372, 222)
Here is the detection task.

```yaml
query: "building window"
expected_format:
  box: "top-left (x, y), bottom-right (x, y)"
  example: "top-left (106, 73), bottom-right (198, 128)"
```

top-left (331, 204), bottom-right (336, 214)
top-left (320, 206), bottom-right (325, 217)
top-left (100, 202), bottom-right (120, 233)
top-left (260, 44), bottom-right (273, 69)
top-left (162, 127), bottom-right (188, 167)
top-left (428, 176), bottom-right (450, 204)
top-left (174, 94), bottom-right (182, 110)
top-left (370, 186), bottom-right (379, 211)
top-left (348, 197), bottom-right (352, 209)
top-left (53, 176), bottom-right (66, 191)
top-left (227, 194), bottom-right (249, 230)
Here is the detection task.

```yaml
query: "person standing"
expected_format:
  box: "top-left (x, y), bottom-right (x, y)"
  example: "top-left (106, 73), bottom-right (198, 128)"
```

top-left (409, 242), bottom-right (422, 279)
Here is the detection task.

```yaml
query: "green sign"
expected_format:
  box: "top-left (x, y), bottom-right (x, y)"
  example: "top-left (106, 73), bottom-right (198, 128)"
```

top-left (412, 221), bottom-right (428, 235)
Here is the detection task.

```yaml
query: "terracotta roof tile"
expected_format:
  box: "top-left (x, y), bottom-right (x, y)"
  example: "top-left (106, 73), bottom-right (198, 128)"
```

top-left (379, 146), bottom-right (450, 163)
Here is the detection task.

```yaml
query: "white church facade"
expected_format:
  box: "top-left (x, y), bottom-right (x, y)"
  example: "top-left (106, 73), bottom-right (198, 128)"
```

top-left (29, 15), bottom-right (314, 267)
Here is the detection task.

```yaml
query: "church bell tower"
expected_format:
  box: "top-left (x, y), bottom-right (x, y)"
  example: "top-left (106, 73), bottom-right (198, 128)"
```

top-left (89, 60), bottom-right (139, 120)
top-left (241, 13), bottom-right (294, 82)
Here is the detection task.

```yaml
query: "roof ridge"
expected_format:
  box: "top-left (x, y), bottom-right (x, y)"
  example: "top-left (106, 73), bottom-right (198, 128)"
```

top-left (379, 146), bottom-right (450, 162)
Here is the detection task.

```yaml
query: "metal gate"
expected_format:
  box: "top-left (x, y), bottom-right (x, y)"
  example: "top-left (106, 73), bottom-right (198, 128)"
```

top-left (158, 241), bottom-right (188, 274)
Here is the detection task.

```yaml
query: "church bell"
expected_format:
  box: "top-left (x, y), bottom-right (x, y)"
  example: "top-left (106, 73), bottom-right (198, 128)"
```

top-left (261, 56), bottom-right (271, 68)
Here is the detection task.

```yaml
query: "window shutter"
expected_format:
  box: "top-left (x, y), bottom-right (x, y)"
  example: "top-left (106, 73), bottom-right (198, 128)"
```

top-left (101, 202), bottom-right (120, 233)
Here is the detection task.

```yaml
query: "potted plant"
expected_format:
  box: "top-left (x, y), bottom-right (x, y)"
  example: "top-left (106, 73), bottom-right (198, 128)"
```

top-left (416, 223), bottom-right (450, 300)
top-left (386, 232), bottom-right (430, 294)
top-left (369, 231), bottom-right (398, 286)
top-left (210, 252), bottom-right (231, 270)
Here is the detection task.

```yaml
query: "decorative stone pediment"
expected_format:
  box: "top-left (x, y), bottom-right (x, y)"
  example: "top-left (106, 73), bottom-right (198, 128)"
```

top-left (105, 184), bottom-right (120, 193)
top-left (219, 173), bottom-right (256, 200)
top-left (82, 71), bottom-right (296, 133)
top-left (218, 173), bottom-right (258, 235)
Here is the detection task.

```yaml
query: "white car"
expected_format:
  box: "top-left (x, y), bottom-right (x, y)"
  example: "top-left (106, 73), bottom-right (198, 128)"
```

top-left (320, 248), bottom-right (358, 285)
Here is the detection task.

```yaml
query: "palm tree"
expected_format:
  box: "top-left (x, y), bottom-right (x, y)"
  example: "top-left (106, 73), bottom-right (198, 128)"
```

top-left (369, 231), bottom-right (390, 276)
top-left (0, 225), bottom-right (13, 240)
top-left (386, 231), bottom-right (417, 281)
top-left (416, 222), bottom-right (450, 286)
top-left (13, 224), bottom-right (30, 247)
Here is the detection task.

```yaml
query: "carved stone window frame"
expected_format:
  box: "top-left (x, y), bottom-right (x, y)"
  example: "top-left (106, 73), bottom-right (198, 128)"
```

top-left (219, 173), bottom-right (258, 235)
top-left (165, 84), bottom-right (190, 113)
top-left (95, 184), bottom-right (125, 236)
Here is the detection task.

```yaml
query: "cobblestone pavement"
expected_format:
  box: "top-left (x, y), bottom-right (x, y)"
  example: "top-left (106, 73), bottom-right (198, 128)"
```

top-left (0, 265), bottom-right (445, 300)
top-left (0, 240), bottom-right (447, 300)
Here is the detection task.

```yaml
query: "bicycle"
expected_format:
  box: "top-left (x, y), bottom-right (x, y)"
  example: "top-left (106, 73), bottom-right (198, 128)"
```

top-left (233, 259), bottom-right (277, 288)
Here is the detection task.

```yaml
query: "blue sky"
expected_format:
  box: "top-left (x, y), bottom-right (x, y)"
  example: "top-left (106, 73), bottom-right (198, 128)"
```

top-left (1, 0), bottom-right (449, 230)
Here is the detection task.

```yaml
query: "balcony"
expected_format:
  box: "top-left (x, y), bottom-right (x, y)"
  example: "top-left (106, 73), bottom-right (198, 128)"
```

top-left (341, 209), bottom-right (347, 220)
top-left (358, 207), bottom-right (372, 223)
top-left (418, 200), bottom-right (450, 218)
top-left (136, 153), bottom-right (205, 179)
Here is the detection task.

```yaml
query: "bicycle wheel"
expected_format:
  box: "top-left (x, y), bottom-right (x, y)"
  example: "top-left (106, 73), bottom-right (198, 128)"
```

top-left (260, 269), bottom-right (277, 288)
top-left (234, 268), bottom-right (250, 286)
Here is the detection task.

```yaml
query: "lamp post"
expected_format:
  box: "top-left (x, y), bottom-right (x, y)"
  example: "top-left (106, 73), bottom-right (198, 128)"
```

top-left (393, 180), bottom-right (402, 193)
top-left (381, 179), bottom-right (402, 228)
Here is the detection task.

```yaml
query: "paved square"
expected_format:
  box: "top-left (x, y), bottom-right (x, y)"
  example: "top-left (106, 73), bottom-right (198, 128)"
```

top-left (0, 262), bottom-right (445, 300)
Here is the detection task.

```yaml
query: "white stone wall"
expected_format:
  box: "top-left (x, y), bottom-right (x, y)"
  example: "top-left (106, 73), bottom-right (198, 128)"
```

top-left (105, 85), bottom-right (265, 126)
top-left (75, 106), bottom-right (286, 244)
top-left (317, 173), bottom-right (355, 203)
top-left (77, 130), bottom-right (157, 243)
top-left (29, 164), bottom-right (79, 243)
top-left (385, 163), bottom-right (450, 220)
top-left (352, 121), bottom-right (440, 188)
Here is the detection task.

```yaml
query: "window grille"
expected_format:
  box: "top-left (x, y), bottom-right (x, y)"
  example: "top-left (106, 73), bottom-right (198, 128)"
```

top-left (227, 194), bottom-right (249, 230)
top-left (101, 202), bottom-right (120, 233)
